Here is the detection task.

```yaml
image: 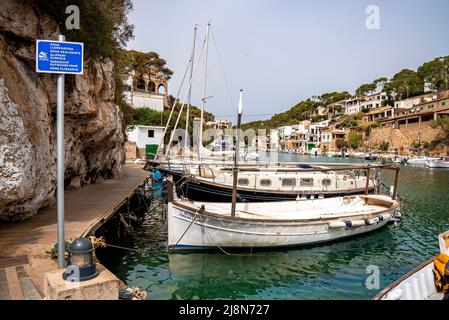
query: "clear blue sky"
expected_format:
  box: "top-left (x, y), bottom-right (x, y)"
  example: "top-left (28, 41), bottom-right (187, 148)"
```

top-left (128, 0), bottom-right (449, 124)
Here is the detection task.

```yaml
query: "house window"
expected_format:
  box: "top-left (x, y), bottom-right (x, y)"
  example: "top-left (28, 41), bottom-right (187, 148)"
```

top-left (442, 102), bottom-right (446, 106)
top-left (148, 130), bottom-right (154, 138)
top-left (300, 178), bottom-right (313, 187)
top-left (282, 178), bottom-right (296, 187)
top-left (238, 178), bottom-right (249, 186)
top-left (260, 179), bottom-right (272, 187)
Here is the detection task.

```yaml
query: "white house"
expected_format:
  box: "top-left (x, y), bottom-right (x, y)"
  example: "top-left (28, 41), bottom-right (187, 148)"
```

top-left (394, 93), bottom-right (436, 109)
top-left (360, 92), bottom-right (387, 110)
top-left (123, 69), bottom-right (168, 112)
top-left (328, 100), bottom-right (347, 116)
top-left (126, 125), bottom-right (165, 159)
top-left (278, 126), bottom-right (293, 139)
top-left (344, 97), bottom-right (363, 115)
top-left (313, 106), bottom-right (328, 117)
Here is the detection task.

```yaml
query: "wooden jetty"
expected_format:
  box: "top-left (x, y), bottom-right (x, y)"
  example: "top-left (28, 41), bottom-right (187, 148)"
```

top-left (0, 164), bottom-right (150, 300)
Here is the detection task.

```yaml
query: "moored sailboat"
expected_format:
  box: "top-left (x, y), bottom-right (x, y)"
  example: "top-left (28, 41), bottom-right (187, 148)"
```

top-left (168, 163), bottom-right (379, 202)
top-left (167, 90), bottom-right (402, 252)
top-left (427, 157), bottom-right (449, 168)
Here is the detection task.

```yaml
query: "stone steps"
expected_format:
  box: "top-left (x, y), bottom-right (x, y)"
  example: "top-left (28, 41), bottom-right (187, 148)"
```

top-left (0, 258), bottom-right (43, 300)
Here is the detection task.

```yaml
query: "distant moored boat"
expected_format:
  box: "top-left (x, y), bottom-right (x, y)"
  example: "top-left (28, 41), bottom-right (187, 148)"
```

top-left (427, 157), bottom-right (449, 168)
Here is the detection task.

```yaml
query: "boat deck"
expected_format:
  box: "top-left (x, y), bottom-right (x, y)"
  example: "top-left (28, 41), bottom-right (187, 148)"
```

top-left (176, 195), bottom-right (396, 221)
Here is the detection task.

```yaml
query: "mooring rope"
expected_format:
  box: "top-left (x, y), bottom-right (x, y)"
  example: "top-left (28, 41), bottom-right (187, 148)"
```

top-left (203, 226), bottom-right (232, 256)
top-left (173, 205), bottom-right (205, 249)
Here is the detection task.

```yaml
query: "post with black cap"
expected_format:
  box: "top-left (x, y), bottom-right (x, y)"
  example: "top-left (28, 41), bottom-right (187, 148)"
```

top-left (63, 237), bottom-right (98, 281)
top-left (231, 90), bottom-right (243, 218)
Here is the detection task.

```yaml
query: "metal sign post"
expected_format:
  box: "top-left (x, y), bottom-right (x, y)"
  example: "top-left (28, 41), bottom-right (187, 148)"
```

top-left (56, 35), bottom-right (66, 269)
top-left (36, 35), bottom-right (84, 269)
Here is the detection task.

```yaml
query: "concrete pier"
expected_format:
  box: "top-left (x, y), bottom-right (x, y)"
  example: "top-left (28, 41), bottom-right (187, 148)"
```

top-left (0, 164), bottom-right (150, 300)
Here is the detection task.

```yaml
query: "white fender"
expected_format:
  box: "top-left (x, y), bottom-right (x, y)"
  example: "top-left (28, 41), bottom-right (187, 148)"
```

top-left (329, 214), bottom-right (391, 229)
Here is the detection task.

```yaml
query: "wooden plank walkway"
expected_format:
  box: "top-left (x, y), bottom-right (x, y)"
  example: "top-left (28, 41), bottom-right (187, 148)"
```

top-left (0, 164), bottom-right (150, 299)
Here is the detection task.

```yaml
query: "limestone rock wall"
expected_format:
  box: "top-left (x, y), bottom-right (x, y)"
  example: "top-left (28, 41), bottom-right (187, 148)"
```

top-left (0, 1), bottom-right (125, 221)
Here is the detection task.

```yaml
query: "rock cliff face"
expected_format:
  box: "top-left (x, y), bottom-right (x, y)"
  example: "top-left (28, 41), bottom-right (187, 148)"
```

top-left (0, 1), bottom-right (125, 221)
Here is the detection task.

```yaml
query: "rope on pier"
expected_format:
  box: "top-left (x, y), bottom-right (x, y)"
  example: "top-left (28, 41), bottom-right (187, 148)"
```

top-left (90, 236), bottom-right (142, 252)
top-left (119, 213), bottom-right (135, 235)
top-left (119, 286), bottom-right (148, 300)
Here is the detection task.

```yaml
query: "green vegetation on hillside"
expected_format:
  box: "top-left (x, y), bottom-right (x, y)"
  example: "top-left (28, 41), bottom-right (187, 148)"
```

top-left (35, 0), bottom-right (137, 131)
top-left (356, 77), bottom-right (387, 97)
top-left (124, 50), bottom-right (173, 80)
top-left (347, 132), bottom-right (363, 149)
top-left (242, 55), bottom-right (449, 130)
top-left (114, 49), bottom-right (174, 124)
top-left (432, 117), bottom-right (449, 142)
top-left (35, 0), bottom-right (134, 58)
top-left (241, 91), bottom-right (351, 131)
top-left (418, 56), bottom-right (449, 92)
top-left (125, 102), bottom-right (215, 143)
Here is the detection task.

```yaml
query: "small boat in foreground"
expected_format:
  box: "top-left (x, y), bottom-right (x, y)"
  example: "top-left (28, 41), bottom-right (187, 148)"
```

top-left (427, 157), bottom-right (449, 168)
top-left (374, 230), bottom-right (449, 300)
top-left (167, 191), bottom-right (400, 251)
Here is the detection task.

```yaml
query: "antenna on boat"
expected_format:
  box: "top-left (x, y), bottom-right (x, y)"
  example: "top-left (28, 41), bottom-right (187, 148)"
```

top-left (185, 25), bottom-right (197, 153)
top-left (199, 21), bottom-right (211, 161)
top-left (231, 89), bottom-right (243, 218)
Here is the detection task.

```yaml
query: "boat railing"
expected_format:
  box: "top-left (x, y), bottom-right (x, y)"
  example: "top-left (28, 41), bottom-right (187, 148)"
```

top-left (225, 164), bottom-right (401, 200)
top-left (153, 159), bottom-right (401, 199)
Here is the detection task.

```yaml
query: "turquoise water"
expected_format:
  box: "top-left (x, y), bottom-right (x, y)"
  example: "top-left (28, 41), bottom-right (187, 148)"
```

top-left (100, 154), bottom-right (449, 300)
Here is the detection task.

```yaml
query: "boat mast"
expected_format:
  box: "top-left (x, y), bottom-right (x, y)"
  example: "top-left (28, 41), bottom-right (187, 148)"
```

top-left (155, 59), bottom-right (191, 160)
top-left (199, 22), bottom-right (211, 161)
top-left (231, 89), bottom-right (243, 218)
top-left (185, 25), bottom-right (197, 153)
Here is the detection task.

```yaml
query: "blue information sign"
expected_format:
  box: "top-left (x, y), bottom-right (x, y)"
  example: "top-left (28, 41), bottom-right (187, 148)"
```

top-left (36, 40), bottom-right (84, 74)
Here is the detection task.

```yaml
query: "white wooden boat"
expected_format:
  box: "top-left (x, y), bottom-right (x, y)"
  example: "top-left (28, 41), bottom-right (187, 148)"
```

top-left (427, 157), bottom-right (449, 168)
top-left (407, 156), bottom-right (439, 166)
top-left (167, 192), bottom-right (400, 251)
top-left (325, 151), bottom-right (337, 158)
top-left (351, 152), bottom-right (365, 159)
top-left (374, 230), bottom-right (449, 300)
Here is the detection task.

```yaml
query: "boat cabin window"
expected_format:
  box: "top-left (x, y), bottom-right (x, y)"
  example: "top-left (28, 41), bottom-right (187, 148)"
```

top-left (260, 179), bottom-right (272, 187)
top-left (281, 178), bottom-right (296, 187)
top-left (238, 178), bottom-right (249, 186)
top-left (321, 178), bottom-right (332, 187)
top-left (300, 178), bottom-right (314, 187)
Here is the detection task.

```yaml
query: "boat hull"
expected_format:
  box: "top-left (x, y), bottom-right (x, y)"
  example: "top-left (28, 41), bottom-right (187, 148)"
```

top-left (407, 159), bottom-right (428, 166)
top-left (374, 259), bottom-right (443, 300)
top-left (427, 161), bottom-right (449, 168)
top-left (168, 202), bottom-right (394, 251)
